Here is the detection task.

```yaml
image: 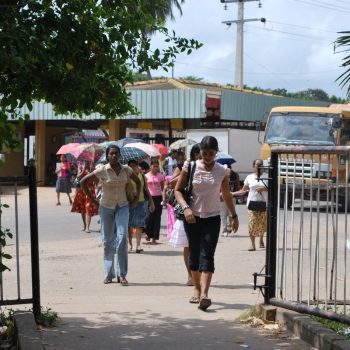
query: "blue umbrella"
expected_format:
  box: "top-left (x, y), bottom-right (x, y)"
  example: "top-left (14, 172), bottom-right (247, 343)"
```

top-left (216, 151), bottom-right (236, 165)
top-left (98, 145), bottom-right (148, 164)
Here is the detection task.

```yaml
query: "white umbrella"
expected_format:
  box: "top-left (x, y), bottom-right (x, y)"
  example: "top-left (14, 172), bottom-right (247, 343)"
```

top-left (124, 142), bottom-right (161, 157)
top-left (169, 138), bottom-right (197, 150)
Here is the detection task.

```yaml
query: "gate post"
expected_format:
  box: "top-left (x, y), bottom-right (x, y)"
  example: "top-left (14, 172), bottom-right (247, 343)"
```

top-left (28, 165), bottom-right (41, 321)
top-left (265, 151), bottom-right (278, 304)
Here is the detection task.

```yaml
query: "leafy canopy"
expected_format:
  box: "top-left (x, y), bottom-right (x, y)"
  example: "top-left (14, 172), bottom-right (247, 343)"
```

top-left (0, 0), bottom-right (202, 151)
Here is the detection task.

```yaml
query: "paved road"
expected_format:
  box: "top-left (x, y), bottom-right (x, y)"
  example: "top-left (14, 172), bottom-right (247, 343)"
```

top-left (1, 186), bottom-right (314, 350)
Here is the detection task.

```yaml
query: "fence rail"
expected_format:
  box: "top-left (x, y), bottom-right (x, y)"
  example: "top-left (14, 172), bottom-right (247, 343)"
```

top-left (0, 166), bottom-right (40, 320)
top-left (261, 146), bottom-right (350, 325)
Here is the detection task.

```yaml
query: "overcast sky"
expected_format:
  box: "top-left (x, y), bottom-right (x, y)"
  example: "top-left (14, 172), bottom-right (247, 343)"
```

top-left (151, 0), bottom-right (350, 99)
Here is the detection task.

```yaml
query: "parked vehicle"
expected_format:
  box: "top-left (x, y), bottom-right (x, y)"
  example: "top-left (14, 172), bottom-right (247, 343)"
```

top-left (261, 105), bottom-right (350, 210)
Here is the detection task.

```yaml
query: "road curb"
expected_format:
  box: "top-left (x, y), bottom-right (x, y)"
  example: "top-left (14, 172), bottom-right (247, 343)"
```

top-left (14, 311), bottom-right (45, 350)
top-left (275, 307), bottom-right (350, 350)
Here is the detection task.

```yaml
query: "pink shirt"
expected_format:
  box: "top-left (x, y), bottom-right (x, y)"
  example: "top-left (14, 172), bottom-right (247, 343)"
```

top-left (183, 160), bottom-right (229, 218)
top-left (145, 172), bottom-right (164, 196)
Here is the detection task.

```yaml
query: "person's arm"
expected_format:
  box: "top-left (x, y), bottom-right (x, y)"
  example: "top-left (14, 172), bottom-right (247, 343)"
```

top-left (221, 176), bottom-right (239, 233)
top-left (80, 172), bottom-right (100, 206)
top-left (161, 181), bottom-right (169, 206)
top-left (233, 184), bottom-right (249, 197)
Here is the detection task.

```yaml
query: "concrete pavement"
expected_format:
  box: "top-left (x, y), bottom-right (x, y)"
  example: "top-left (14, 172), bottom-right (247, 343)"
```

top-left (2, 187), bottom-right (316, 349)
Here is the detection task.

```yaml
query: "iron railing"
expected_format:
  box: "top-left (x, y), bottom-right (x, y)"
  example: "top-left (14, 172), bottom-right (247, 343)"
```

top-left (256, 146), bottom-right (350, 325)
top-left (0, 166), bottom-right (40, 321)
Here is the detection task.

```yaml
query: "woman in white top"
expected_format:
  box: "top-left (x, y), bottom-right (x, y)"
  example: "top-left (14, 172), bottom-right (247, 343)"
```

top-left (175, 136), bottom-right (239, 311)
top-left (238, 159), bottom-right (268, 251)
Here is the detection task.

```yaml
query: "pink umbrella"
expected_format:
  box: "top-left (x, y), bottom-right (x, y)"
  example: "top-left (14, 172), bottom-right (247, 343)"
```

top-left (124, 142), bottom-right (161, 157)
top-left (69, 143), bottom-right (105, 162)
top-left (56, 143), bottom-right (80, 155)
top-left (152, 144), bottom-right (168, 156)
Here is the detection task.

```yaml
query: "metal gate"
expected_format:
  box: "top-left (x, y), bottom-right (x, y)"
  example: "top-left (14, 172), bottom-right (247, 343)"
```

top-left (0, 166), bottom-right (40, 320)
top-left (255, 146), bottom-right (350, 325)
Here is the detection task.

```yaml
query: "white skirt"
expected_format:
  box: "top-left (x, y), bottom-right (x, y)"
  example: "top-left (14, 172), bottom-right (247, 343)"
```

top-left (169, 219), bottom-right (188, 248)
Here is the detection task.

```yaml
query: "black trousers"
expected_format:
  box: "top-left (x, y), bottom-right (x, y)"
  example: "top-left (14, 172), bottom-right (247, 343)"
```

top-left (145, 195), bottom-right (163, 240)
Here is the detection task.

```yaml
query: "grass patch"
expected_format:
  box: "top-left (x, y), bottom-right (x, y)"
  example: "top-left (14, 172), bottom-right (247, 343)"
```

top-left (236, 304), bottom-right (261, 321)
top-left (311, 315), bottom-right (350, 340)
top-left (37, 307), bottom-right (59, 327)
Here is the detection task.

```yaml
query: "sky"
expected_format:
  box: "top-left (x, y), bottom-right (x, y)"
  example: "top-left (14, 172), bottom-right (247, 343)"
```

top-left (150, 0), bottom-right (350, 99)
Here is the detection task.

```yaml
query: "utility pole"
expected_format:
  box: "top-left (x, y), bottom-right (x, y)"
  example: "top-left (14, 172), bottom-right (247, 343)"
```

top-left (221, 0), bottom-right (265, 88)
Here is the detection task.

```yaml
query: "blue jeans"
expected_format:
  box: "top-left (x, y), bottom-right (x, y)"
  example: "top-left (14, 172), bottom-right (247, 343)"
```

top-left (184, 215), bottom-right (220, 273)
top-left (100, 204), bottom-right (129, 279)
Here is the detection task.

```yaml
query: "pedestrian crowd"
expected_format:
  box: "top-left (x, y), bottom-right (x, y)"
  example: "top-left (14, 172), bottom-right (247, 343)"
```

top-left (53, 136), bottom-right (268, 311)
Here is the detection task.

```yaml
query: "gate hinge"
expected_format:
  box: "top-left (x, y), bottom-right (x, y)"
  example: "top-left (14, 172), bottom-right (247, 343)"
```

top-left (252, 272), bottom-right (271, 298)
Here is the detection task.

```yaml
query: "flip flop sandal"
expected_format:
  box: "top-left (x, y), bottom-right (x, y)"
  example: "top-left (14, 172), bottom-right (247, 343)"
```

top-left (120, 277), bottom-right (128, 286)
top-left (186, 279), bottom-right (194, 286)
top-left (136, 248), bottom-right (144, 254)
top-left (189, 296), bottom-right (200, 304)
top-left (103, 278), bottom-right (113, 284)
top-left (198, 297), bottom-right (212, 311)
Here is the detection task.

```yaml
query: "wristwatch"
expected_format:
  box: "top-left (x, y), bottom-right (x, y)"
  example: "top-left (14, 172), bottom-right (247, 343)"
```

top-left (182, 204), bottom-right (190, 211)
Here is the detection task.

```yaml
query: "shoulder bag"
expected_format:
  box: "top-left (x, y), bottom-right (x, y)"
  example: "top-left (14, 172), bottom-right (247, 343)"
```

top-left (248, 192), bottom-right (266, 212)
top-left (174, 161), bottom-right (196, 220)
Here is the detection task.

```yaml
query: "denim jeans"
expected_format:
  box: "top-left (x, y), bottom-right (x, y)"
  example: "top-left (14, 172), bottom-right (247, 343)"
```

top-left (184, 215), bottom-right (220, 273)
top-left (100, 204), bottom-right (129, 279)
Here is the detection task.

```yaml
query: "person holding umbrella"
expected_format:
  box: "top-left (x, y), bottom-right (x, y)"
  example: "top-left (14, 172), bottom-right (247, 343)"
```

top-left (55, 154), bottom-right (73, 206)
top-left (80, 145), bottom-right (141, 285)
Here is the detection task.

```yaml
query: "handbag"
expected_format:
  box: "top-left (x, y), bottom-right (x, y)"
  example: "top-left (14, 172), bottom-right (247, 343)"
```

top-left (125, 168), bottom-right (137, 203)
top-left (248, 193), bottom-right (266, 212)
top-left (174, 161), bottom-right (196, 220)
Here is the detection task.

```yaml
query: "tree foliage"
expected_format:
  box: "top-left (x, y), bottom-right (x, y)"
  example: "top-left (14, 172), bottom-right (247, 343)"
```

top-left (0, 0), bottom-right (201, 151)
top-left (335, 31), bottom-right (350, 97)
top-left (242, 85), bottom-right (347, 103)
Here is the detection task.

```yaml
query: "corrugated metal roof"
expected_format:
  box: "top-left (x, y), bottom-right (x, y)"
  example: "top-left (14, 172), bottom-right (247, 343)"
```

top-left (221, 90), bottom-right (329, 122)
top-left (19, 89), bottom-right (206, 121)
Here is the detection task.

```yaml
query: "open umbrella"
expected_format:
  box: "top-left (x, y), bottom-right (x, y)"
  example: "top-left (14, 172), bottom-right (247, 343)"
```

top-left (152, 143), bottom-right (168, 156)
top-left (56, 143), bottom-right (80, 155)
top-left (169, 138), bottom-right (197, 150)
top-left (69, 143), bottom-right (105, 162)
top-left (102, 138), bottom-right (145, 148)
top-left (124, 142), bottom-right (161, 157)
top-left (98, 145), bottom-right (148, 164)
top-left (216, 151), bottom-right (236, 165)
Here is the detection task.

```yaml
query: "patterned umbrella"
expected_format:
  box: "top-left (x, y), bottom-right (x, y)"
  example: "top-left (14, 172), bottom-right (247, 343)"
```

top-left (215, 151), bottom-right (236, 165)
top-left (152, 143), bottom-right (168, 156)
top-left (68, 143), bottom-right (105, 162)
top-left (124, 142), bottom-right (161, 157)
top-left (98, 145), bottom-right (148, 164)
top-left (169, 139), bottom-right (197, 150)
top-left (56, 143), bottom-right (80, 155)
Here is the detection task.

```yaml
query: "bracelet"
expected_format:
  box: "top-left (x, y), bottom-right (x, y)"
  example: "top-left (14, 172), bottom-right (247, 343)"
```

top-left (232, 214), bottom-right (238, 220)
top-left (182, 204), bottom-right (190, 211)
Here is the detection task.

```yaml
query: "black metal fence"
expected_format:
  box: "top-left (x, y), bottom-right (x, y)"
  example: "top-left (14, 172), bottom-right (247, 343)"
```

top-left (256, 146), bottom-right (350, 325)
top-left (0, 166), bottom-right (40, 321)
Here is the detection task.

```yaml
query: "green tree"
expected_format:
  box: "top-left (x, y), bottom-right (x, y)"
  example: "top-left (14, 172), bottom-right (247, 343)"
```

top-left (0, 0), bottom-right (200, 152)
top-left (179, 75), bottom-right (204, 82)
top-left (142, 0), bottom-right (185, 79)
top-left (336, 31), bottom-right (350, 97)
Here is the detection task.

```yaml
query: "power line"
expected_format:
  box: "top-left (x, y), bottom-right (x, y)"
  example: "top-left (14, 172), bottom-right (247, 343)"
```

top-left (266, 20), bottom-right (338, 34)
top-left (246, 24), bottom-right (335, 42)
top-left (293, 0), bottom-right (350, 13)
top-left (306, 0), bottom-right (350, 11)
top-left (174, 60), bottom-right (342, 76)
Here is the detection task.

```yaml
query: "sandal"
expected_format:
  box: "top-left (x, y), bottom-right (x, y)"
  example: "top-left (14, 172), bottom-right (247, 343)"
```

top-left (198, 297), bottom-right (212, 311)
top-left (103, 277), bottom-right (113, 284)
top-left (136, 248), bottom-right (144, 254)
top-left (120, 277), bottom-right (128, 286)
top-left (248, 247), bottom-right (256, 251)
top-left (186, 278), bottom-right (194, 286)
top-left (189, 296), bottom-right (200, 304)
top-left (259, 242), bottom-right (265, 248)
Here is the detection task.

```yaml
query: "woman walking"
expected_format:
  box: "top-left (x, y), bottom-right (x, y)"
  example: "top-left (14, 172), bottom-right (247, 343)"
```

top-left (71, 161), bottom-right (99, 233)
top-left (80, 145), bottom-right (141, 285)
top-left (144, 160), bottom-right (164, 245)
top-left (175, 136), bottom-right (239, 311)
top-left (127, 159), bottom-right (154, 253)
top-left (55, 154), bottom-right (73, 205)
top-left (239, 159), bottom-right (268, 251)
